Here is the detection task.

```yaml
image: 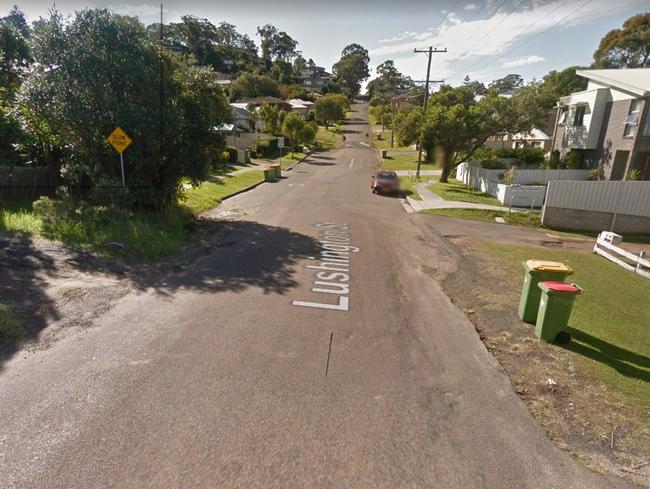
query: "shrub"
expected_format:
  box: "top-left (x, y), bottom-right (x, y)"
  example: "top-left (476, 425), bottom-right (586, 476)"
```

top-left (252, 137), bottom-right (279, 158)
top-left (565, 151), bottom-right (582, 169)
top-left (516, 147), bottom-right (545, 166)
top-left (480, 158), bottom-right (507, 170)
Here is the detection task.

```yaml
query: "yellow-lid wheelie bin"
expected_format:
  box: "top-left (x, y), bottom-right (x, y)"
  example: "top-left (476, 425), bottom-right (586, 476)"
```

top-left (519, 260), bottom-right (573, 324)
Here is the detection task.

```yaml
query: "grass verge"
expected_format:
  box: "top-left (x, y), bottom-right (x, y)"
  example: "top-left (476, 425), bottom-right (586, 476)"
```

top-left (372, 127), bottom-right (411, 151)
top-left (421, 208), bottom-right (541, 227)
top-left (181, 170), bottom-right (264, 214)
top-left (315, 125), bottom-right (342, 149)
top-left (443, 237), bottom-right (650, 479)
top-left (428, 178), bottom-right (503, 207)
top-left (399, 176), bottom-right (424, 201)
top-left (1, 170), bottom-right (265, 259)
top-left (380, 152), bottom-right (438, 172)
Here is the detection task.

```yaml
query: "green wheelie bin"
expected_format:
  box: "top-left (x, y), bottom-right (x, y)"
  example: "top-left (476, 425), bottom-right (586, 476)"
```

top-left (518, 260), bottom-right (573, 324)
top-left (263, 166), bottom-right (275, 182)
top-left (535, 281), bottom-right (583, 343)
top-left (270, 163), bottom-right (282, 179)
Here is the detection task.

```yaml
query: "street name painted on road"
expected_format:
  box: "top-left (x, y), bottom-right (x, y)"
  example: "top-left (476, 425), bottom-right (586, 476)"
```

top-left (292, 222), bottom-right (358, 311)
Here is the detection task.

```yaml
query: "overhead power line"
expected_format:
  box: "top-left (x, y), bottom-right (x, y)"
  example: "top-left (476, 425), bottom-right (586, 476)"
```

top-left (450, 0), bottom-right (595, 82)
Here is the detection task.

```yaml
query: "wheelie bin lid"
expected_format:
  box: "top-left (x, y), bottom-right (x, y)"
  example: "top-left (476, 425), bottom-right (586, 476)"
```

top-left (538, 281), bottom-right (583, 294)
top-left (525, 260), bottom-right (573, 274)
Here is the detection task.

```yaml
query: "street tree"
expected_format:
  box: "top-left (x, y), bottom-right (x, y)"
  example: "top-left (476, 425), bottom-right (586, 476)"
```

top-left (462, 75), bottom-right (486, 95)
top-left (332, 43), bottom-right (370, 97)
top-left (258, 103), bottom-right (281, 134)
top-left (17, 8), bottom-right (230, 208)
top-left (541, 66), bottom-right (587, 99)
top-left (281, 112), bottom-right (305, 155)
top-left (257, 24), bottom-right (300, 68)
top-left (314, 95), bottom-right (345, 128)
top-left (593, 13), bottom-right (650, 68)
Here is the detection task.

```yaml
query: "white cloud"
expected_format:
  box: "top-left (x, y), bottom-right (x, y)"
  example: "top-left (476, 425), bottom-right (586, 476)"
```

top-left (464, 3), bottom-right (478, 10)
top-left (371, 0), bottom-right (648, 82)
top-left (378, 31), bottom-right (419, 44)
top-left (502, 55), bottom-right (545, 68)
top-left (106, 4), bottom-right (167, 18)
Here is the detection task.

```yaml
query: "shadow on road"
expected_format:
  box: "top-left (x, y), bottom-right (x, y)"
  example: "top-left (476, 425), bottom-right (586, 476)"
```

top-left (0, 220), bottom-right (321, 370)
top-left (1, 234), bottom-right (60, 367)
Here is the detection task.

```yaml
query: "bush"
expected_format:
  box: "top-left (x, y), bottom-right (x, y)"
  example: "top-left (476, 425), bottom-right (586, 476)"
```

top-left (480, 158), bottom-right (507, 170)
top-left (252, 137), bottom-right (279, 158)
top-left (516, 147), bottom-right (545, 166)
top-left (217, 147), bottom-right (238, 163)
top-left (565, 151), bottom-right (582, 169)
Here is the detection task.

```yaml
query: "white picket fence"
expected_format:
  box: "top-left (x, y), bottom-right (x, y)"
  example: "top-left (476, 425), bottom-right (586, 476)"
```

top-left (545, 180), bottom-right (650, 217)
top-left (594, 232), bottom-right (650, 279)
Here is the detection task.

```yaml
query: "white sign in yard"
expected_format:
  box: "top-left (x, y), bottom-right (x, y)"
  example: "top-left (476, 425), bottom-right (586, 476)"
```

top-left (292, 223), bottom-right (359, 311)
top-left (277, 136), bottom-right (285, 148)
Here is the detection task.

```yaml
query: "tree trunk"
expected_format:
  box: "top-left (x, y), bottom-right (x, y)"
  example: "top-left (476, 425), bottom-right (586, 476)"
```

top-left (439, 149), bottom-right (454, 183)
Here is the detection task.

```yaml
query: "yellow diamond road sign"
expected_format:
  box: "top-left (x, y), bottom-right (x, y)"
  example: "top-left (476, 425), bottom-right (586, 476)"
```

top-left (107, 127), bottom-right (132, 154)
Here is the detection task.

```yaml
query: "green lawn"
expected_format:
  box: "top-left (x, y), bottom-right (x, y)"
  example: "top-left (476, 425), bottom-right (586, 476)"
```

top-left (381, 152), bottom-right (437, 172)
top-left (260, 151), bottom-right (307, 170)
top-left (0, 200), bottom-right (190, 259)
top-left (315, 125), bottom-right (342, 149)
top-left (479, 240), bottom-right (650, 424)
top-left (372, 127), bottom-right (411, 151)
top-left (399, 176), bottom-right (424, 201)
top-left (421, 208), bottom-right (541, 227)
top-left (0, 170), bottom-right (266, 259)
top-left (428, 178), bottom-right (503, 207)
top-left (181, 170), bottom-right (264, 214)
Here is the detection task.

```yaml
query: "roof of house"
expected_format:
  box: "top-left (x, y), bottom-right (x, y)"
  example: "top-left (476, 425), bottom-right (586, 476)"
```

top-left (289, 98), bottom-right (314, 107)
top-left (576, 68), bottom-right (650, 97)
top-left (238, 96), bottom-right (288, 105)
top-left (230, 103), bottom-right (252, 113)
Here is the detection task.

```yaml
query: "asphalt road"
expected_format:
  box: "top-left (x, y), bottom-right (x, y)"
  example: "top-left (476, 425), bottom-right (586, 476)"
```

top-left (1, 103), bottom-right (629, 488)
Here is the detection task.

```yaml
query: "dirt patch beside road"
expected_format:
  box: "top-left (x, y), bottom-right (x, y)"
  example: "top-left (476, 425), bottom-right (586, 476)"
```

top-left (441, 235), bottom-right (650, 487)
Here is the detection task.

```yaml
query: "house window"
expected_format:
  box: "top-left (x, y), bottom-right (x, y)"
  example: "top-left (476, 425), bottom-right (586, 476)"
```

top-left (624, 99), bottom-right (642, 138)
top-left (644, 109), bottom-right (650, 137)
top-left (558, 108), bottom-right (568, 125)
top-left (573, 105), bottom-right (586, 126)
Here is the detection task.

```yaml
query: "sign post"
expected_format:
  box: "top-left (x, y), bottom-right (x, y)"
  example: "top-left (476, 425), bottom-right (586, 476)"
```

top-left (106, 127), bottom-right (132, 187)
top-left (277, 136), bottom-right (285, 165)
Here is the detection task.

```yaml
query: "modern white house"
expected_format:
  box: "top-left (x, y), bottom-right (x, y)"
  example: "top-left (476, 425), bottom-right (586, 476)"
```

top-left (550, 68), bottom-right (650, 180)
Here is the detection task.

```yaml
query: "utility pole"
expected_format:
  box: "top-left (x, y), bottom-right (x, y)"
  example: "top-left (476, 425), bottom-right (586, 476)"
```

top-left (413, 46), bottom-right (446, 179)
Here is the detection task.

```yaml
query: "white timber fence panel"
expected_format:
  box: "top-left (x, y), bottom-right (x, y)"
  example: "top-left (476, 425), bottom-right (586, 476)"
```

top-left (545, 181), bottom-right (650, 217)
top-left (593, 232), bottom-right (650, 279)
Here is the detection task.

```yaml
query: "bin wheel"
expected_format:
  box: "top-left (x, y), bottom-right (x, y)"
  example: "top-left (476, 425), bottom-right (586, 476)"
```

top-left (554, 331), bottom-right (571, 344)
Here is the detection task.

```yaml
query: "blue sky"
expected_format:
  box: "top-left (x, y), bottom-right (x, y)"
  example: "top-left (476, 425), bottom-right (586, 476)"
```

top-left (13, 0), bottom-right (650, 88)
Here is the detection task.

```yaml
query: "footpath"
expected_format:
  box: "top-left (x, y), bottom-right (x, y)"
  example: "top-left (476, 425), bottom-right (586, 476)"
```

top-left (406, 180), bottom-right (513, 213)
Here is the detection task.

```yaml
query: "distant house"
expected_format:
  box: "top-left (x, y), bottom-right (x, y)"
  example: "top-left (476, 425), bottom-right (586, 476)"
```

top-left (288, 98), bottom-right (314, 116)
top-left (300, 63), bottom-right (332, 91)
top-left (550, 68), bottom-right (650, 180)
top-left (236, 96), bottom-right (292, 112)
top-left (229, 104), bottom-right (256, 132)
top-left (485, 128), bottom-right (551, 152)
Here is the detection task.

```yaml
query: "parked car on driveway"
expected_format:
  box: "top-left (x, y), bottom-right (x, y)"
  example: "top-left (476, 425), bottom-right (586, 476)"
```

top-left (371, 170), bottom-right (400, 196)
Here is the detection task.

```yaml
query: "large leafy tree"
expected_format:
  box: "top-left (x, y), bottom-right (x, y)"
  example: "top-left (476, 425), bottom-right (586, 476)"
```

top-left (488, 73), bottom-right (524, 94)
top-left (397, 85), bottom-right (537, 182)
top-left (332, 43), bottom-right (370, 98)
top-left (17, 9), bottom-right (230, 208)
top-left (593, 13), bottom-right (650, 68)
top-left (229, 72), bottom-right (280, 100)
top-left (314, 95), bottom-right (345, 128)
top-left (367, 60), bottom-right (415, 104)
top-left (256, 24), bottom-right (300, 69)
top-left (0, 6), bottom-right (31, 165)
top-left (541, 66), bottom-right (587, 99)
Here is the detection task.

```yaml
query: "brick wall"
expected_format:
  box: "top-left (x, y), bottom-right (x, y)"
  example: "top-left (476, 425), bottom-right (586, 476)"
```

top-left (542, 206), bottom-right (650, 234)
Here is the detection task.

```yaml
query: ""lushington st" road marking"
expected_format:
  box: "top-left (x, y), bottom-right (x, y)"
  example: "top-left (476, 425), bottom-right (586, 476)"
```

top-left (292, 223), bottom-right (358, 311)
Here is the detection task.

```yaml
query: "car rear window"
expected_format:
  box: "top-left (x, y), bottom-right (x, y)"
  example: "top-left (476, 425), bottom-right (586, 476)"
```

top-left (377, 172), bottom-right (397, 179)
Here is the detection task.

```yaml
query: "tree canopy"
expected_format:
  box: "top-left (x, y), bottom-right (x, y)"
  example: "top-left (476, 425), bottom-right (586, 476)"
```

top-left (332, 43), bottom-right (370, 98)
top-left (593, 13), bottom-right (650, 68)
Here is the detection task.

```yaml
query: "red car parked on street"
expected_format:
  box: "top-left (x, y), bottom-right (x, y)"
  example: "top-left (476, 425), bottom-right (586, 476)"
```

top-left (371, 170), bottom-right (400, 196)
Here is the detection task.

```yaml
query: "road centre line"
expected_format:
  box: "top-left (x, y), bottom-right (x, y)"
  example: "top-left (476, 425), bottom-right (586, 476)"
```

top-left (349, 158), bottom-right (354, 168)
